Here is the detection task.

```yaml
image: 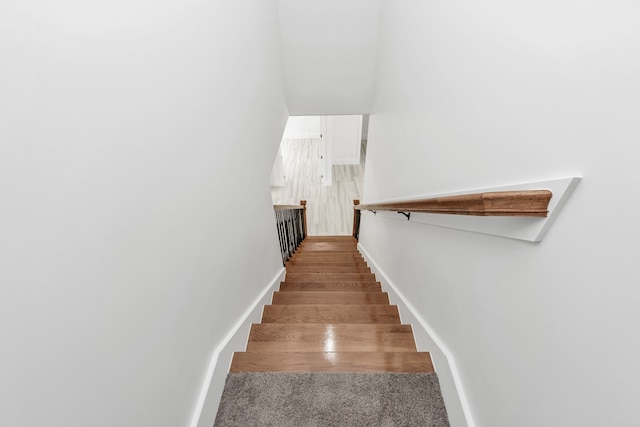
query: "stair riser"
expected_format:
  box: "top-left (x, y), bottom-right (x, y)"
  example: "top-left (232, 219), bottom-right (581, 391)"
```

top-left (304, 237), bottom-right (357, 241)
top-left (300, 243), bottom-right (357, 248)
top-left (230, 352), bottom-right (434, 373)
top-left (286, 273), bottom-right (376, 281)
top-left (279, 282), bottom-right (382, 292)
top-left (272, 291), bottom-right (389, 305)
top-left (289, 256), bottom-right (364, 261)
top-left (285, 267), bottom-right (371, 273)
top-left (262, 305), bottom-right (401, 324)
top-left (286, 261), bottom-right (368, 266)
top-left (291, 252), bottom-right (362, 256)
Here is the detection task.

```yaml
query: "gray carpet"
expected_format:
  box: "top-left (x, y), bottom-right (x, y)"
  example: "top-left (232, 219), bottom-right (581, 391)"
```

top-left (214, 372), bottom-right (450, 427)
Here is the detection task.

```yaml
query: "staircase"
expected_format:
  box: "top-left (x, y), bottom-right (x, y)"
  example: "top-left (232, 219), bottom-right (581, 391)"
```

top-left (230, 235), bottom-right (434, 373)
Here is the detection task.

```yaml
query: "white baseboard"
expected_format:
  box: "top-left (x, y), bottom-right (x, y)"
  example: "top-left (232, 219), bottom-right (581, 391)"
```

top-left (189, 267), bottom-right (285, 427)
top-left (358, 244), bottom-right (475, 427)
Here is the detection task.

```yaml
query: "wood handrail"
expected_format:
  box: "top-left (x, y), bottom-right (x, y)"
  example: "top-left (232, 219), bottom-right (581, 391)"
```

top-left (355, 190), bottom-right (552, 217)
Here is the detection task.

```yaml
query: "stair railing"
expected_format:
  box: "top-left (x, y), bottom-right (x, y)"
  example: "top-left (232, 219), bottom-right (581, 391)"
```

top-left (352, 190), bottom-right (552, 239)
top-left (274, 200), bottom-right (307, 264)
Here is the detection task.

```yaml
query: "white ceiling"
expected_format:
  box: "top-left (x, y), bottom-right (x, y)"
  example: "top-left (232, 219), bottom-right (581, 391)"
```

top-left (277, 0), bottom-right (382, 115)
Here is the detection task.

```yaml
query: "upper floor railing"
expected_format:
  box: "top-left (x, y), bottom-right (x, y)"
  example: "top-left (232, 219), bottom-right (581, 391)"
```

top-left (274, 200), bottom-right (307, 264)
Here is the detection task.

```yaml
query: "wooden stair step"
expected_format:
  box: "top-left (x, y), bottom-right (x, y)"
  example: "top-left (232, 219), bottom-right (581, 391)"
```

top-left (221, 236), bottom-right (437, 376)
top-left (262, 305), bottom-right (401, 324)
top-left (289, 252), bottom-right (364, 262)
top-left (247, 323), bottom-right (417, 352)
top-left (230, 351), bottom-right (434, 373)
top-left (292, 250), bottom-right (361, 255)
top-left (299, 242), bottom-right (357, 251)
top-left (285, 266), bottom-right (371, 273)
top-left (285, 272), bottom-right (376, 282)
top-left (290, 255), bottom-right (364, 261)
top-left (297, 244), bottom-right (358, 248)
top-left (304, 236), bottom-right (357, 242)
top-left (272, 291), bottom-right (388, 305)
top-left (279, 281), bottom-right (382, 292)
top-left (297, 246), bottom-right (358, 251)
top-left (286, 260), bottom-right (368, 267)
top-left (297, 249), bottom-right (359, 254)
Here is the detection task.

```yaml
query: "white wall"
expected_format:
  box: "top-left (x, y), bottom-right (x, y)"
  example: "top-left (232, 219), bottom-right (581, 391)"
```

top-left (361, 1), bottom-right (640, 426)
top-left (282, 115), bottom-right (322, 139)
top-left (362, 114), bottom-right (370, 140)
top-left (0, 1), bottom-right (287, 426)
top-left (280, 115), bottom-right (361, 187)
top-left (270, 146), bottom-right (286, 186)
top-left (328, 115), bottom-right (362, 165)
top-left (277, 0), bottom-right (381, 115)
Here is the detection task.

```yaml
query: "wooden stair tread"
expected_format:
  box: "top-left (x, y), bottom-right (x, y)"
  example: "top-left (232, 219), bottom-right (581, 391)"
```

top-left (297, 249), bottom-right (359, 254)
top-left (298, 242), bottom-right (357, 250)
top-left (286, 260), bottom-right (368, 267)
top-left (290, 253), bottom-right (363, 258)
top-left (262, 305), bottom-right (401, 324)
top-left (230, 352), bottom-right (434, 373)
top-left (225, 236), bottom-right (432, 375)
top-left (285, 266), bottom-right (371, 273)
top-left (289, 260), bottom-right (365, 265)
top-left (247, 323), bottom-right (417, 352)
top-left (285, 272), bottom-right (376, 282)
top-left (289, 257), bottom-right (364, 262)
top-left (272, 291), bottom-right (388, 305)
top-left (304, 236), bottom-right (357, 242)
top-left (293, 249), bottom-right (360, 254)
top-left (279, 281), bottom-right (382, 291)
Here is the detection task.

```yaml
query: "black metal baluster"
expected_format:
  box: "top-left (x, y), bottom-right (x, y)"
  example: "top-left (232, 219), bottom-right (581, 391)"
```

top-left (274, 205), bottom-right (306, 266)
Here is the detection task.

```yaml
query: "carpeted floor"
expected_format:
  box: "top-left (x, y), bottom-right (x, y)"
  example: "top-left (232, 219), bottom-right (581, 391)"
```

top-left (214, 372), bottom-right (450, 427)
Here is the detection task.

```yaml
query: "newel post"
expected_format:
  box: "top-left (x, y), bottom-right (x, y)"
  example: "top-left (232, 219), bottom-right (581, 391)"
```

top-left (300, 200), bottom-right (308, 238)
top-left (352, 199), bottom-right (361, 239)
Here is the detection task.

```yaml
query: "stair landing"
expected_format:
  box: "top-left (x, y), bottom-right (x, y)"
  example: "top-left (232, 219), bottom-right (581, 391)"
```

top-left (230, 236), bottom-right (434, 373)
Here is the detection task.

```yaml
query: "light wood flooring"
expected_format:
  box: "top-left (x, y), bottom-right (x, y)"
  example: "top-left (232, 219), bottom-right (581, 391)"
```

top-left (271, 139), bottom-right (366, 236)
top-left (230, 236), bottom-right (434, 373)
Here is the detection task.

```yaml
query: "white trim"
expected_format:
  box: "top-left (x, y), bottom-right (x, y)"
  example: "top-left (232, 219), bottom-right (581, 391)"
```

top-left (189, 267), bottom-right (285, 427)
top-left (361, 177), bottom-right (581, 242)
top-left (281, 132), bottom-right (322, 139)
top-left (321, 116), bottom-right (332, 186)
top-left (358, 244), bottom-right (475, 427)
